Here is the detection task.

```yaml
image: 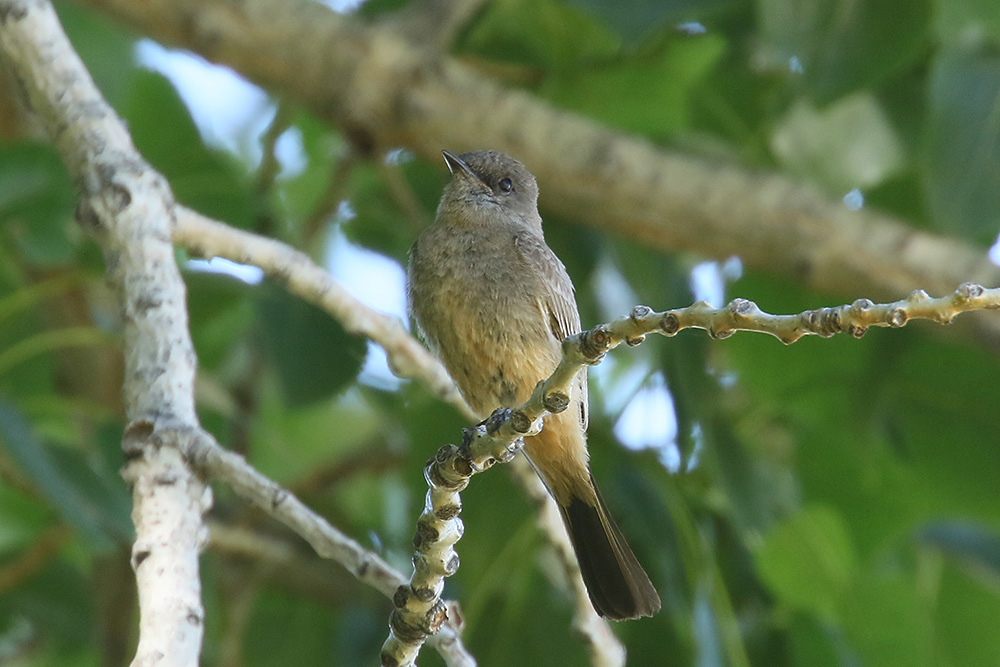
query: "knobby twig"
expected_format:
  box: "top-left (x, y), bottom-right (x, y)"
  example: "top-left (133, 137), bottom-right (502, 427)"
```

top-left (0, 2), bottom-right (211, 665)
top-left (381, 282), bottom-right (1000, 666)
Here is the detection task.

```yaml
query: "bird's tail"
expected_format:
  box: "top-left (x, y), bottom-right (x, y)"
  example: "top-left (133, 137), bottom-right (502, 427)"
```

top-left (525, 411), bottom-right (660, 620)
top-left (558, 477), bottom-right (661, 620)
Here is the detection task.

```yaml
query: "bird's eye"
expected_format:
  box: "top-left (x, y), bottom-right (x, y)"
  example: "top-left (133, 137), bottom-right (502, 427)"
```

top-left (498, 177), bottom-right (513, 193)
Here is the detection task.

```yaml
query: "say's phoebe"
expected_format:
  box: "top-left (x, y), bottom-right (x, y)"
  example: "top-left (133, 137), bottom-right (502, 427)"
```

top-left (407, 150), bottom-right (660, 620)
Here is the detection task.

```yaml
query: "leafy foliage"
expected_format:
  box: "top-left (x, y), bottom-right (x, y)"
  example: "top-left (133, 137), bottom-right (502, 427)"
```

top-left (2, 0), bottom-right (1000, 665)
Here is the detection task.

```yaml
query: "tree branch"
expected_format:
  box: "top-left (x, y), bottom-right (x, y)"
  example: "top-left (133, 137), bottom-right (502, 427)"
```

top-left (72, 0), bottom-right (1000, 352)
top-left (0, 1), bottom-right (209, 665)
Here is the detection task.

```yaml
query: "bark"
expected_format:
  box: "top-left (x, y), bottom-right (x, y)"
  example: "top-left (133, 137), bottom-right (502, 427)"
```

top-left (0, 1), bottom-right (209, 665)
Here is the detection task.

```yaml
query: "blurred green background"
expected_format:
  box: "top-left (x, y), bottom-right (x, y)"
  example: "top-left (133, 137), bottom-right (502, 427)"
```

top-left (1, 0), bottom-right (1000, 665)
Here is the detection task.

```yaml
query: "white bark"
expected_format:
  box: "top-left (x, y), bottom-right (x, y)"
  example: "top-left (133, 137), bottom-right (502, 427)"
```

top-left (0, 2), bottom-right (209, 665)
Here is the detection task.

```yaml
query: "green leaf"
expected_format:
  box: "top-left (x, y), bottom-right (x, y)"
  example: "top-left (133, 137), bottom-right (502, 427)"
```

top-left (563, 0), bottom-right (729, 43)
top-left (0, 142), bottom-right (77, 266)
top-left (541, 34), bottom-right (726, 138)
top-left (933, 0), bottom-right (1000, 47)
top-left (255, 282), bottom-right (367, 406)
top-left (343, 159), bottom-right (440, 260)
top-left (840, 572), bottom-right (933, 667)
top-left (457, 0), bottom-right (620, 68)
top-left (56, 3), bottom-right (137, 105)
top-left (122, 70), bottom-right (256, 228)
top-left (0, 400), bottom-right (124, 551)
top-left (935, 559), bottom-right (1000, 667)
top-left (754, 505), bottom-right (857, 619)
top-left (757, 0), bottom-right (931, 102)
top-left (925, 50), bottom-right (1000, 242)
top-left (0, 484), bottom-right (54, 553)
top-left (184, 269), bottom-right (257, 370)
top-left (275, 110), bottom-right (346, 226)
top-left (786, 614), bottom-right (844, 667)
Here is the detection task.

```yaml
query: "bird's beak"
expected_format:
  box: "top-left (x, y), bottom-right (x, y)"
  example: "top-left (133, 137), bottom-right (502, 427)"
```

top-left (442, 150), bottom-right (481, 183)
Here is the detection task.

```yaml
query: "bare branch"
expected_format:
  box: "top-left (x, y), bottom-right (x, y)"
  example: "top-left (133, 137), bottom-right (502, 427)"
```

top-left (71, 0), bottom-right (1000, 351)
top-left (0, 1), bottom-right (210, 665)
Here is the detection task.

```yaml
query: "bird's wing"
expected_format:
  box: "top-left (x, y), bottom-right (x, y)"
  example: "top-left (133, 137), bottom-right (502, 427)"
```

top-left (514, 230), bottom-right (589, 430)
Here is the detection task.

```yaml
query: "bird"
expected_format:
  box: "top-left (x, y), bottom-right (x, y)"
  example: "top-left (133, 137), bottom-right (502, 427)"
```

top-left (406, 149), bottom-right (660, 620)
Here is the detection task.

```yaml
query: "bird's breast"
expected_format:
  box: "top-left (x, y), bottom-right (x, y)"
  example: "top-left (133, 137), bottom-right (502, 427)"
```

top-left (410, 227), bottom-right (560, 415)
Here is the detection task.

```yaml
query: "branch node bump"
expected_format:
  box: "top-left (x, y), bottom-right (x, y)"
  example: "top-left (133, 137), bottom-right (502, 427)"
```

top-left (728, 298), bottom-right (757, 318)
top-left (630, 305), bottom-right (653, 321)
top-left (483, 408), bottom-right (511, 435)
top-left (957, 282), bottom-right (984, 302)
top-left (413, 518), bottom-right (439, 548)
top-left (122, 419), bottom-right (156, 459)
top-left (393, 585), bottom-right (410, 608)
top-left (909, 289), bottom-right (930, 303)
top-left (443, 553), bottom-right (460, 576)
top-left (495, 438), bottom-right (524, 463)
top-left (509, 410), bottom-right (533, 434)
top-left (74, 199), bottom-right (102, 232)
top-left (413, 586), bottom-right (437, 603)
top-left (827, 309), bottom-right (843, 334)
top-left (543, 391), bottom-right (570, 414)
top-left (660, 312), bottom-right (680, 335)
top-left (848, 324), bottom-right (868, 339)
top-left (625, 335), bottom-right (645, 346)
top-left (778, 331), bottom-right (803, 345)
top-left (708, 326), bottom-right (733, 340)
top-left (889, 308), bottom-right (908, 327)
top-left (851, 298), bottom-right (874, 313)
top-left (579, 324), bottom-right (612, 362)
top-left (388, 608), bottom-right (429, 643)
top-left (426, 600), bottom-right (449, 633)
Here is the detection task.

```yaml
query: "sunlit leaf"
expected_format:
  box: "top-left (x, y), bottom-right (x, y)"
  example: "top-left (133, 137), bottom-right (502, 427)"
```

top-left (771, 93), bottom-right (906, 191)
top-left (840, 572), bottom-right (933, 667)
top-left (933, 0), bottom-right (1000, 47)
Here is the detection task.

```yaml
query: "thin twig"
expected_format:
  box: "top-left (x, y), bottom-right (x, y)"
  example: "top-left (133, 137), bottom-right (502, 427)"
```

top-left (173, 206), bottom-right (472, 419)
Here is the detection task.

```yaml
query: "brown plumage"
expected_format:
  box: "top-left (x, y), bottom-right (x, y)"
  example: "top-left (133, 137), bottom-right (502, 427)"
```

top-left (407, 150), bottom-right (660, 620)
